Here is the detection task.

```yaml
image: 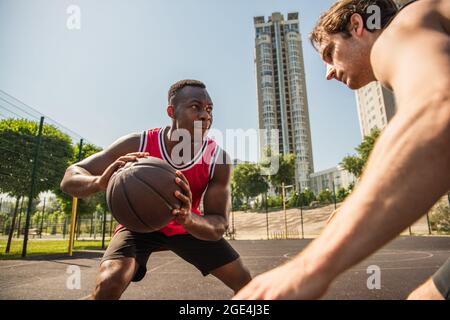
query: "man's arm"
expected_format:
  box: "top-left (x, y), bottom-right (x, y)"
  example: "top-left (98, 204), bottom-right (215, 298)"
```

top-left (174, 149), bottom-right (231, 241)
top-left (235, 8), bottom-right (450, 299)
top-left (310, 15), bottom-right (450, 282)
top-left (298, 15), bottom-right (450, 290)
top-left (60, 133), bottom-right (145, 198)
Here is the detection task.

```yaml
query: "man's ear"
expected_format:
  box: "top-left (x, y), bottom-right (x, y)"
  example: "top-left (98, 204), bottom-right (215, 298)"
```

top-left (167, 105), bottom-right (175, 119)
top-left (349, 13), bottom-right (365, 37)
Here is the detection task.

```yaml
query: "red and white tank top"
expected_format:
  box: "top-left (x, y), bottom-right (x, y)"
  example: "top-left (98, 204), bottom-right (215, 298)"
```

top-left (116, 127), bottom-right (220, 237)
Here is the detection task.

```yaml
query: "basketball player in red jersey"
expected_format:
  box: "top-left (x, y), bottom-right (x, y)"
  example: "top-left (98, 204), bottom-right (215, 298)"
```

top-left (60, 80), bottom-right (252, 299)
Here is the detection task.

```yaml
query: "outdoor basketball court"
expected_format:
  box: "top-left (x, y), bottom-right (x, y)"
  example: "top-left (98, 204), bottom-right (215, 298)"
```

top-left (0, 236), bottom-right (449, 300)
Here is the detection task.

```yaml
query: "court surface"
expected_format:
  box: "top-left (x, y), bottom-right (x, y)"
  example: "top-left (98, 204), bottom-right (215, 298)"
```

top-left (0, 236), bottom-right (449, 300)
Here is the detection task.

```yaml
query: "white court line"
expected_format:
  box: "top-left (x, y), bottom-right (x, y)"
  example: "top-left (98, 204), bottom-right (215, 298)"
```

top-left (146, 259), bottom-right (179, 273)
top-left (78, 259), bottom-right (179, 300)
top-left (239, 255), bottom-right (293, 259)
top-left (362, 250), bottom-right (434, 263)
top-left (0, 262), bottom-right (42, 269)
top-left (349, 265), bottom-right (443, 272)
top-left (282, 249), bottom-right (444, 262)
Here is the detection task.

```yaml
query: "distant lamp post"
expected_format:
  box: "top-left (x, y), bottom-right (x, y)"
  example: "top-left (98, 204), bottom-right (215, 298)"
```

top-left (281, 183), bottom-right (294, 239)
top-left (426, 209), bottom-right (432, 235)
top-left (325, 187), bottom-right (331, 205)
top-left (299, 186), bottom-right (306, 239)
top-left (332, 180), bottom-right (337, 210)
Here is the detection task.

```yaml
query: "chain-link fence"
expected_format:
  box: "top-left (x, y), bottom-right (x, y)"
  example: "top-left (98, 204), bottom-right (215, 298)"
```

top-left (0, 204), bottom-right (119, 241)
top-left (1, 90), bottom-right (448, 258)
top-left (0, 89), bottom-right (114, 256)
top-left (225, 192), bottom-right (448, 240)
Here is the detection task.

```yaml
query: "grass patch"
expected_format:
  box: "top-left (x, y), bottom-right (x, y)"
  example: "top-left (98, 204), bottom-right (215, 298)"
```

top-left (0, 239), bottom-right (110, 260)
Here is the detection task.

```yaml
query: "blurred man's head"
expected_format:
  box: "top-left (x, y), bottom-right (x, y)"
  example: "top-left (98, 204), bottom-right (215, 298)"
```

top-left (310, 0), bottom-right (398, 89)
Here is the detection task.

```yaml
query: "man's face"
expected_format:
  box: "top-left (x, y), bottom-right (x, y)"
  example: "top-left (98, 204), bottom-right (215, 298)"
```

top-left (169, 86), bottom-right (213, 139)
top-left (320, 32), bottom-right (375, 90)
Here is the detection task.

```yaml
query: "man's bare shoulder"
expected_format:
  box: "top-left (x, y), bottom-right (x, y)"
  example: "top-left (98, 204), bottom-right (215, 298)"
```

top-left (371, 0), bottom-right (449, 89)
top-left (74, 132), bottom-right (142, 175)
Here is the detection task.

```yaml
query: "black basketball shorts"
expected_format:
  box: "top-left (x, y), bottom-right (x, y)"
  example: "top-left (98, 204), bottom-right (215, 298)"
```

top-left (101, 227), bottom-right (240, 282)
top-left (432, 257), bottom-right (450, 300)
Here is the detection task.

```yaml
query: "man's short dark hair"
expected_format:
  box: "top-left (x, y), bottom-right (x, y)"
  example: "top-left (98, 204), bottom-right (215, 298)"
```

top-left (168, 79), bottom-right (206, 105)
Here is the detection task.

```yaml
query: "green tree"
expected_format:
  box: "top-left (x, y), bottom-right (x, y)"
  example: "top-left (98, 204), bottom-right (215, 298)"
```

top-left (231, 163), bottom-right (269, 209)
top-left (341, 156), bottom-right (365, 178)
top-left (286, 190), bottom-right (316, 208)
top-left (429, 196), bottom-right (450, 234)
top-left (231, 181), bottom-right (244, 211)
top-left (269, 153), bottom-right (296, 194)
top-left (53, 143), bottom-right (104, 217)
top-left (318, 189), bottom-right (333, 204)
top-left (0, 118), bottom-right (73, 252)
top-left (0, 118), bottom-right (73, 197)
top-left (287, 192), bottom-right (299, 208)
top-left (341, 128), bottom-right (380, 178)
top-left (267, 195), bottom-right (282, 208)
top-left (336, 187), bottom-right (350, 202)
top-left (301, 188), bottom-right (316, 206)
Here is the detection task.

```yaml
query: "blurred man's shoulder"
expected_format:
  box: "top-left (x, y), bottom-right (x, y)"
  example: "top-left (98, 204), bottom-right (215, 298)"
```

top-left (387, 0), bottom-right (448, 34)
top-left (371, 0), bottom-right (449, 86)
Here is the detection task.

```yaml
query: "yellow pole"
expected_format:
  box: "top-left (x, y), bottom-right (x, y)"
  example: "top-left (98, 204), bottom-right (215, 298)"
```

top-left (68, 139), bottom-right (84, 256)
top-left (68, 197), bottom-right (78, 256)
top-left (282, 183), bottom-right (287, 239)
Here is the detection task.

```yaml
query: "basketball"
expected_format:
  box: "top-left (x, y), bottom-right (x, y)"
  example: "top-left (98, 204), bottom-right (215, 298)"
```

top-left (106, 156), bottom-right (182, 233)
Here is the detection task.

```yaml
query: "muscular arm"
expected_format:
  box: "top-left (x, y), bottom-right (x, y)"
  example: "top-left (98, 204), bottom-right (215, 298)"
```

top-left (292, 8), bottom-right (450, 285)
top-left (183, 150), bottom-right (231, 241)
top-left (60, 133), bottom-right (142, 198)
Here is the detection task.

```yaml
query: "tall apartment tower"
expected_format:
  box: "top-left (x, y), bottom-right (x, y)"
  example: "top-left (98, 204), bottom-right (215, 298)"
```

top-left (355, 82), bottom-right (396, 137)
top-left (253, 12), bottom-right (314, 189)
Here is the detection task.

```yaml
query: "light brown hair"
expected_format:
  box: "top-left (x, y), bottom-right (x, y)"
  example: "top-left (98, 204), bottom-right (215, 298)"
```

top-left (310, 0), bottom-right (398, 51)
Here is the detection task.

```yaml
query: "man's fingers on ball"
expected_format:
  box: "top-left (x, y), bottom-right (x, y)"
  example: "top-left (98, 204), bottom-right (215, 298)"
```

top-left (175, 177), bottom-right (188, 190)
top-left (126, 152), bottom-right (148, 157)
top-left (110, 160), bottom-right (125, 169)
top-left (176, 171), bottom-right (189, 184)
top-left (119, 156), bottom-right (137, 162)
top-left (175, 191), bottom-right (189, 203)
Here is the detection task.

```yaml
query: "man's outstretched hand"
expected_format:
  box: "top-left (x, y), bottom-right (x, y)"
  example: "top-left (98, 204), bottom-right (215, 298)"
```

top-left (232, 258), bottom-right (331, 300)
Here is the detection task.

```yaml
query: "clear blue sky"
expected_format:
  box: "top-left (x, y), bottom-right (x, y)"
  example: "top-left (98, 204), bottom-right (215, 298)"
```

top-left (0, 0), bottom-right (361, 172)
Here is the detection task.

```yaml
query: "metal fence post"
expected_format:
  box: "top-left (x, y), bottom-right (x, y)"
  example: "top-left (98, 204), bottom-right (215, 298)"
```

top-left (63, 216), bottom-right (67, 239)
top-left (426, 212), bottom-right (432, 235)
top-left (282, 183), bottom-right (288, 239)
top-left (68, 138), bottom-right (83, 255)
top-left (22, 116), bottom-right (45, 257)
top-left (332, 180), bottom-right (337, 210)
top-left (102, 208), bottom-right (107, 249)
top-left (39, 197), bottom-right (46, 238)
top-left (299, 187), bottom-right (305, 240)
top-left (5, 197), bottom-right (20, 253)
top-left (265, 192), bottom-right (269, 240)
top-left (16, 197), bottom-right (24, 238)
